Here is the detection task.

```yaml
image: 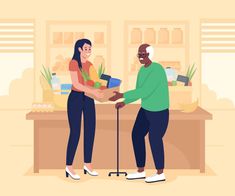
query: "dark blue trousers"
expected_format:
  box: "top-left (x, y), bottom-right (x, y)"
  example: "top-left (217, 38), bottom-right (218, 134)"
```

top-left (66, 90), bottom-right (96, 165)
top-left (132, 108), bottom-right (169, 169)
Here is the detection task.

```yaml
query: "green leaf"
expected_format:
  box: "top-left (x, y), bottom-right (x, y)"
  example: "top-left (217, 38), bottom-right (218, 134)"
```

top-left (47, 67), bottom-right (52, 80)
top-left (186, 66), bottom-right (190, 77)
top-left (98, 64), bottom-right (105, 79)
top-left (47, 67), bottom-right (52, 86)
top-left (189, 68), bottom-right (197, 81)
top-left (42, 65), bottom-right (50, 82)
top-left (41, 65), bottom-right (52, 87)
top-left (40, 71), bottom-right (47, 81)
top-left (189, 63), bottom-right (195, 78)
top-left (81, 69), bottom-right (90, 81)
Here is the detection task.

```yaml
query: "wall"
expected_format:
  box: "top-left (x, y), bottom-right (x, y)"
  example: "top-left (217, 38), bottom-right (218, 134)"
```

top-left (0, 0), bottom-right (235, 108)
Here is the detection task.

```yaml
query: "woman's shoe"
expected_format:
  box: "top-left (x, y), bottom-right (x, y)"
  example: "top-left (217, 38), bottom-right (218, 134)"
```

top-left (65, 167), bottom-right (80, 180)
top-left (83, 165), bottom-right (98, 176)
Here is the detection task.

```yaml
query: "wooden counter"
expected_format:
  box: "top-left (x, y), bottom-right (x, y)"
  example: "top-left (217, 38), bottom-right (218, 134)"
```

top-left (26, 104), bottom-right (212, 173)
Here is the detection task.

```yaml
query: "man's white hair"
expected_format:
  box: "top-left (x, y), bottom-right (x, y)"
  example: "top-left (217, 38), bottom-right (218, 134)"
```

top-left (146, 45), bottom-right (154, 60)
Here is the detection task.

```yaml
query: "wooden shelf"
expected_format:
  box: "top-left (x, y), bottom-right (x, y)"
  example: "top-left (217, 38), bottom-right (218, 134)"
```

top-left (49, 43), bottom-right (107, 48)
top-left (128, 43), bottom-right (185, 48)
top-left (46, 20), bottom-right (111, 74)
top-left (124, 21), bottom-right (189, 91)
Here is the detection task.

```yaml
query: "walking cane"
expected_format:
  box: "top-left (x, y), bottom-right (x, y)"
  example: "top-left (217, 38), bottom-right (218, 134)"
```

top-left (108, 107), bottom-right (127, 177)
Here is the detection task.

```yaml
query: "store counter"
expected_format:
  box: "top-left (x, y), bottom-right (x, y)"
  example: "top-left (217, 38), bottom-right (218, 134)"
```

top-left (26, 104), bottom-right (212, 173)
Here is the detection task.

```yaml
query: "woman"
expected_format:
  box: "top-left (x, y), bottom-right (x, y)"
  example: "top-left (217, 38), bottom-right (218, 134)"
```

top-left (65, 39), bottom-right (103, 180)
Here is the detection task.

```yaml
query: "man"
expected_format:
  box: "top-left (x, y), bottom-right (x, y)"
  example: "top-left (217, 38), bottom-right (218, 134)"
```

top-left (109, 44), bottom-right (169, 183)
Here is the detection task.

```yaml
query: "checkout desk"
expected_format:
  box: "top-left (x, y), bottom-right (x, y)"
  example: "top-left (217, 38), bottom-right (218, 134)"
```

top-left (26, 104), bottom-right (212, 173)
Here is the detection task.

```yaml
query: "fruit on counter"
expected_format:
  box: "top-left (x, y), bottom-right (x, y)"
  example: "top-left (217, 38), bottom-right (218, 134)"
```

top-left (179, 99), bottom-right (198, 113)
top-left (94, 81), bottom-right (102, 89)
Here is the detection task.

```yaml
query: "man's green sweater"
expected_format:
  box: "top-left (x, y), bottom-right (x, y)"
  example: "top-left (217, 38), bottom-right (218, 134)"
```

top-left (124, 62), bottom-right (169, 112)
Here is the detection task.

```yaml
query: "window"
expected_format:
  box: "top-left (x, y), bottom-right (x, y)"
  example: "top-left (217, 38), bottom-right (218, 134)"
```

top-left (0, 19), bottom-right (35, 109)
top-left (201, 20), bottom-right (235, 109)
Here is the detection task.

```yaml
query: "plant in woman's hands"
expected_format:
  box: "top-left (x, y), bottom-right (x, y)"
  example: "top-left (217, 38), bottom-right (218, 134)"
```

top-left (98, 64), bottom-right (105, 79)
top-left (81, 69), bottom-right (94, 87)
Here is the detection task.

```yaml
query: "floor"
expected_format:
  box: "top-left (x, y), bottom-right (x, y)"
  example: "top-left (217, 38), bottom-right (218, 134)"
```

top-left (0, 110), bottom-right (234, 196)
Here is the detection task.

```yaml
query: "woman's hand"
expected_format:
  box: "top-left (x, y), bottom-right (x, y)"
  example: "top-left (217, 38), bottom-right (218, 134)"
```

top-left (115, 102), bottom-right (125, 109)
top-left (109, 91), bottom-right (123, 101)
top-left (92, 89), bottom-right (104, 99)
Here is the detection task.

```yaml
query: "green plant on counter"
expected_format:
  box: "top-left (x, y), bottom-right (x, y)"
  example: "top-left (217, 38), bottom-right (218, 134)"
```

top-left (98, 64), bottom-right (105, 79)
top-left (40, 65), bottom-right (52, 87)
top-left (186, 63), bottom-right (197, 82)
top-left (172, 80), bottom-right (177, 86)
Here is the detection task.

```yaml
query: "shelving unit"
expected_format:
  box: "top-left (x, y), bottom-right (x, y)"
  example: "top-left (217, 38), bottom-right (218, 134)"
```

top-left (46, 21), bottom-right (111, 79)
top-left (124, 21), bottom-right (189, 91)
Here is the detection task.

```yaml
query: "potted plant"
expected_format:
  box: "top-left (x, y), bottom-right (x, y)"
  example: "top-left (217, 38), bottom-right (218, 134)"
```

top-left (40, 65), bottom-right (53, 102)
top-left (186, 63), bottom-right (197, 86)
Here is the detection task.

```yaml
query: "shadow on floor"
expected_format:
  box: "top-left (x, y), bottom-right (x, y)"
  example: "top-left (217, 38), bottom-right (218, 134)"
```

top-left (24, 164), bottom-right (216, 184)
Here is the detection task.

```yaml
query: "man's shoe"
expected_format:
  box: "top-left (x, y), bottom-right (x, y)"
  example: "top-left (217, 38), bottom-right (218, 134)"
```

top-left (126, 171), bottom-right (146, 180)
top-left (145, 173), bottom-right (166, 183)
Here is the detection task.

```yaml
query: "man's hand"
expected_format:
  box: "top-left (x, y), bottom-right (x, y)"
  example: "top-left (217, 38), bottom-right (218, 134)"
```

top-left (109, 91), bottom-right (123, 101)
top-left (115, 102), bottom-right (125, 109)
